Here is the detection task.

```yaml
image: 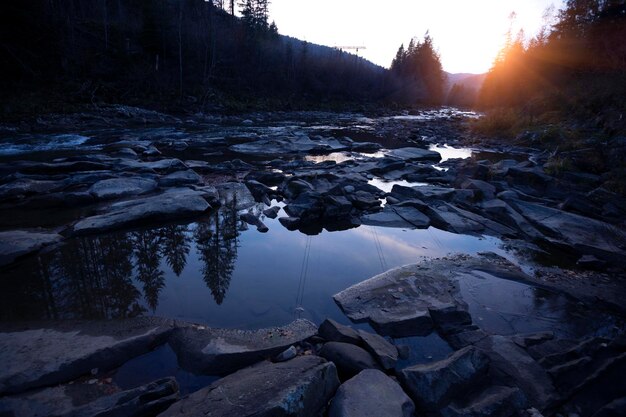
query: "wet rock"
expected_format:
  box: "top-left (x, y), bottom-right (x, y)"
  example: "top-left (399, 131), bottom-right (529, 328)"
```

top-left (88, 177), bottom-right (158, 200)
top-left (329, 369), bottom-right (415, 417)
top-left (347, 190), bottom-right (380, 210)
top-left (357, 330), bottom-right (398, 370)
top-left (230, 135), bottom-right (325, 156)
top-left (476, 335), bottom-right (556, 410)
top-left (72, 188), bottom-right (209, 235)
top-left (18, 161), bottom-right (111, 175)
top-left (168, 319), bottom-right (317, 375)
top-left (216, 182), bottom-right (256, 211)
top-left (263, 206), bottom-right (281, 219)
top-left (319, 342), bottom-right (381, 378)
top-left (0, 317), bottom-right (174, 395)
top-left (398, 346), bottom-right (490, 412)
top-left (158, 355), bottom-right (339, 417)
top-left (361, 206), bottom-right (430, 228)
top-left (0, 377), bottom-right (179, 417)
top-left (318, 319), bottom-right (361, 345)
top-left (334, 256), bottom-right (501, 337)
top-left (0, 230), bottom-right (63, 267)
top-left (158, 170), bottom-right (202, 187)
top-left (387, 147), bottom-right (442, 162)
top-left (283, 178), bottom-right (315, 199)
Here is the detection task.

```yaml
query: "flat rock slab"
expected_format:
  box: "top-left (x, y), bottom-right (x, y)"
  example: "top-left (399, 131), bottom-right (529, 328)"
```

top-left (88, 177), bottom-right (158, 200)
top-left (509, 199), bottom-right (626, 265)
top-left (387, 147), bottom-right (442, 162)
top-left (0, 317), bottom-right (174, 395)
top-left (361, 206), bottom-right (430, 229)
top-left (333, 254), bottom-right (527, 337)
top-left (72, 188), bottom-right (209, 235)
top-left (0, 230), bottom-right (63, 267)
top-left (329, 369), bottom-right (415, 417)
top-left (0, 377), bottom-right (178, 417)
top-left (168, 319), bottom-right (317, 375)
top-left (158, 355), bottom-right (340, 417)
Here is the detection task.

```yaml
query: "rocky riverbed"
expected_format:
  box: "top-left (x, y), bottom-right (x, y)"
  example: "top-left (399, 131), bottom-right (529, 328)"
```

top-left (0, 106), bottom-right (624, 416)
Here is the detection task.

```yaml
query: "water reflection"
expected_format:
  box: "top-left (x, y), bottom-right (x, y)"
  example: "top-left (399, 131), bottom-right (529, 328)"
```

top-left (0, 201), bottom-right (243, 321)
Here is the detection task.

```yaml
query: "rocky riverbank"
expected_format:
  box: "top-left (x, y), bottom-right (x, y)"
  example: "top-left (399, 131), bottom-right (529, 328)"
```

top-left (0, 107), bottom-right (624, 416)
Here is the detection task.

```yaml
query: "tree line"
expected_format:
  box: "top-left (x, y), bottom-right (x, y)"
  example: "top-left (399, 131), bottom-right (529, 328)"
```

top-left (0, 0), bottom-right (449, 112)
top-left (477, 0), bottom-right (625, 130)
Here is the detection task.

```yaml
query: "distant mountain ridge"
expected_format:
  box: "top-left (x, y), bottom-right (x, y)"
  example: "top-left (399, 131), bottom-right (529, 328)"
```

top-left (445, 72), bottom-right (486, 93)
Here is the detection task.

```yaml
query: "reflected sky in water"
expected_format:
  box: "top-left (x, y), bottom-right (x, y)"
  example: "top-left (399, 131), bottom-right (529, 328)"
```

top-left (0, 201), bottom-right (511, 330)
top-left (0, 200), bottom-right (616, 341)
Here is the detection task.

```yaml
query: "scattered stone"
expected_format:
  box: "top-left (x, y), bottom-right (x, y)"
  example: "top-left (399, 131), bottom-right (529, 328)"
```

top-left (158, 356), bottom-right (339, 417)
top-left (329, 369), bottom-right (415, 417)
top-left (0, 230), bottom-right (63, 267)
top-left (319, 342), bottom-right (381, 378)
top-left (168, 319), bottom-right (317, 375)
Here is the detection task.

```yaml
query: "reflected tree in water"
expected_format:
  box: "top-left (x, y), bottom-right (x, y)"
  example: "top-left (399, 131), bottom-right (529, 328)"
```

top-left (194, 204), bottom-right (240, 305)
top-left (159, 224), bottom-right (191, 276)
top-left (132, 230), bottom-right (165, 312)
top-left (0, 232), bottom-right (144, 320)
top-left (58, 233), bottom-right (143, 319)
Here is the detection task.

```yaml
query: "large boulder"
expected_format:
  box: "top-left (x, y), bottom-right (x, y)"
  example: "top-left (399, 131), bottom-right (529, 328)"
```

top-left (318, 319), bottom-right (361, 345)
top-left (158, 356), bottom-right (340, 417)
top-left (0, 317), bottom-right (174, 395)
top-left (333, 257), bottom-right (479, 338)
top-left (329, 369), bottom-right (415, 417)
top-left (0, 230), bottom-right (63, 267)
top-left (158, 170), bottom-right (202, 187)
top-left (72, 188), bottom-right (209, 235)
top-left (398, 346), bottom-right (490, 412)
top-left (168, 319), bottom-right (317, 375)
top-left (357, 330), bottom-right (398, 371)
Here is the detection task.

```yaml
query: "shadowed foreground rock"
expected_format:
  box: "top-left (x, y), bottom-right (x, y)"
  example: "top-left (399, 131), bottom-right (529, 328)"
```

top-left (0, 230), bottom-right (63, 267)
top-left (0, 317), bottom-right (174, 395)
top-left (158, 356), bottom-right (340, 417)
top-left (0, 377), bottom-right (179, 417)
top-left (329, 369), bottom-right (415, 417)
top-left (168, 319), bottom-right (317, 375)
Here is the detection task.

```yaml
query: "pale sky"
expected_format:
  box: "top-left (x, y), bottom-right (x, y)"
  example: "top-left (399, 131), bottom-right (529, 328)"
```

top-left (269, 0), bottom-right (564, 74)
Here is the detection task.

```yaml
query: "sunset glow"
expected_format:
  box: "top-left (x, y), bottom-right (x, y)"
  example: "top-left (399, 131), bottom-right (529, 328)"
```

top-left (270, 0), bottom-right (564, 73)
